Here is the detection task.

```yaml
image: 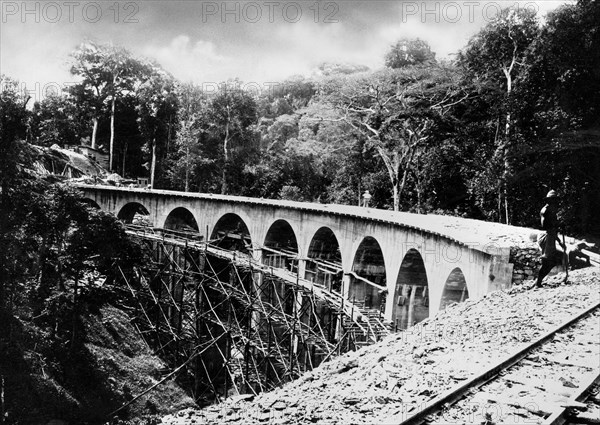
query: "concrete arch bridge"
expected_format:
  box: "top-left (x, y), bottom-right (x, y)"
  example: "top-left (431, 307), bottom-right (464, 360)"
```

top-left (78, 184), bottom-right (515, 330)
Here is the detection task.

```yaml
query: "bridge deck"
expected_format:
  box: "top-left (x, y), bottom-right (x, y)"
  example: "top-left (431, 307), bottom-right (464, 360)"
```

top-left (78, 184), bottom-right (538, 253)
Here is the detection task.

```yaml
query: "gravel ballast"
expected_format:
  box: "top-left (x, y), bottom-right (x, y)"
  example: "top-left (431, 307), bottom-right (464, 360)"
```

top-left (160, 268), bottom-right (600, 425)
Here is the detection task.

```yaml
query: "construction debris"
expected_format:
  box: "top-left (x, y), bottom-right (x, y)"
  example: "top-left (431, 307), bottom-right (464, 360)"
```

top-left (32, 144), bottom-right (108, 179)
top-left (160, 268), bottom-right (600, 425)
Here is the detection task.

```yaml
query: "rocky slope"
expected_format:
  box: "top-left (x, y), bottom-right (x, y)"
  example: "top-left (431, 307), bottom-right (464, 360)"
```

top-left (160, 268), bottom-right (600, 425)
top-left (0, 301), bottom-right (194, 424)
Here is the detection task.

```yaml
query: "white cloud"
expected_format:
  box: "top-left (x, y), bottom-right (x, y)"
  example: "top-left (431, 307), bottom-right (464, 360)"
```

top-left (2, 0), bottom-right (575, 94)
top-left (377, 20), bottom-right (475, 60)
top-left (143, 35), bottom-right (231, 83)
top-left (143, 23), bottom-right (381, 85)
top-left (376, 1), bottom-right (574, 61)
top-left (241, 21), bottom-right (385, 81)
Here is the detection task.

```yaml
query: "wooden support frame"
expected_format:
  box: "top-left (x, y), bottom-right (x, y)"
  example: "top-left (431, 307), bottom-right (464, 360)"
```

top-left (115, 226), bottom-right (391, 404)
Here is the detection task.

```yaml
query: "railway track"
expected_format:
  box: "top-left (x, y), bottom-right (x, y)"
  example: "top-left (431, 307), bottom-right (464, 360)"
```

top-left (397, 301), bottom-right (600, 425)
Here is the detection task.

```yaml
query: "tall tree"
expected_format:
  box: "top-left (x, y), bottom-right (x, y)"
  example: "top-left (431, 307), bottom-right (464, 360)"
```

top-left (385, 38), bottom-right (436, 69)
top-left (458, 7), bottom-right (539, 223)
top-left (104, 46), bottom-right (144, 172)
top-left (69, 42), bottom-right (110, 150)
top-left (29, 94), bottom-right (86, 146)
top-left (321, 66), bottom-right (465, 211)
top-left (169, 83), bottom-right (208, 192)
top-left (508, 0), bottom-right (600, 231)
top-left (136, 65), bottom-right (178, 189)
top-left (0, 76), bottom-right (30, 308)
top-left (206, 82), bottom-right (258, 194)
top-left (70, 41), bottom-right (143, 170)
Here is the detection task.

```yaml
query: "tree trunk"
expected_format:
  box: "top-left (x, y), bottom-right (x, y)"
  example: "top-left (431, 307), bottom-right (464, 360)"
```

top-left (185, 145), bottom-right (190, 192)
top-left (415, 156), bottom-right (422, 214)
top-left (396, 150), bottom-right (416, 211)
top-left (167, 114), bottom-right (173, 154)
top-left (122, 141), bottom-right (128, 177)
top-left (1, 375), bottom-right (4, 424)
top-left (109, 97), bottom-right (116, 171)
top-left (504, 186), bottom-right (510, 225)
top-left (150, 138), bottom-right (157, 189)
top-left (503, 107), bottom-right (511, 225)
top-left (91, 117), bottom-right (98, 149)
top-left (221, 167), bottom-right (228, 195)
top-left (503, 68), bottom-right (513, 225)
top-left (498, 189), bottom-right (502, 223)
top-left (221, 119), bottom-right (230, 195)
top-left (91, 83), bottom-right (102, 149)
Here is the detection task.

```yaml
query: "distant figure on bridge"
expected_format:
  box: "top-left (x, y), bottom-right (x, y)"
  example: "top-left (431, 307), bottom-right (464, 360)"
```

top-left (534, 190), bottom-right (566, 288)
top-left (362, 190), bottom-right (372, 208)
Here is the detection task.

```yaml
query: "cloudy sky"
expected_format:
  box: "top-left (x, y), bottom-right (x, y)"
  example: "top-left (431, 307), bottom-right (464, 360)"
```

top-left (1, 0), bottom-right (572, 100)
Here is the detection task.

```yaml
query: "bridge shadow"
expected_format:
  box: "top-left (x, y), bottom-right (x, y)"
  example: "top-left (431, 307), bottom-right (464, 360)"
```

top-left (164, 207), bottom-right (199, 233)
top-left (305, 227), bottom-right (342, 292)
top-left (439, 267), bottom-right (469, 310)
top-left (349, 237), bottom-right (386, 312)
top-left (118, 202), bottom-right (151, 226)
top-left (210, 213), bottom-right (252, 255)
top-left (392, 249), bottom-right (429, 331)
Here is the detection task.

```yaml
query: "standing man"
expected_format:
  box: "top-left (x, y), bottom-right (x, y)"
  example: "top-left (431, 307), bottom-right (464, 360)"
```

top-left (362, 190), bottom-right (372, 208)
top-left (535, 190), bottom-right (566, 288)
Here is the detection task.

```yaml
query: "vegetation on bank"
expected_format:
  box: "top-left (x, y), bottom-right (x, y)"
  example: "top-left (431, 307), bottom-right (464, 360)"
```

top-left (1, 84), bottom-right (194, 423)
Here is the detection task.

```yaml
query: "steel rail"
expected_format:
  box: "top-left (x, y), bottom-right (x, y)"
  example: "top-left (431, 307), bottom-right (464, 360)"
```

top-left (395, 300), bottom-right (600, 425)
top-left (543, 371), bottom-right (600, 425)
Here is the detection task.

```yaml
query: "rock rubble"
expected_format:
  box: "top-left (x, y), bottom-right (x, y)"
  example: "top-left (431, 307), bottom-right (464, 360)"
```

top-left (161, 268), bottom-right (600, 425)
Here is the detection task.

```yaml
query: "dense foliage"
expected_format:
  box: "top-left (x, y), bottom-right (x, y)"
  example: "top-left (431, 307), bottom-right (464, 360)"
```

top-left (6, 0), bottom-right (600, 235)
top-left (1, 75), bottom-right (154, 423)
top-left (1, 76), bottom-right (142, 305)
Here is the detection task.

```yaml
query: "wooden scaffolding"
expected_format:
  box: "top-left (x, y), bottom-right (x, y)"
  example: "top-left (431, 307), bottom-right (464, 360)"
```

top-left (116, 226), bottom-right (386, 405)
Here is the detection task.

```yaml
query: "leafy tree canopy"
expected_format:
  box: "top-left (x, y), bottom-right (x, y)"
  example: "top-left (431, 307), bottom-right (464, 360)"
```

top-left (385, 38), bottom-right (436, 69)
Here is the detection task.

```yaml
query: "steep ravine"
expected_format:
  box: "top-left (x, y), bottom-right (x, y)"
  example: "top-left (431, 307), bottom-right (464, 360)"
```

top-left (0, 302), bottom-right (194, 424)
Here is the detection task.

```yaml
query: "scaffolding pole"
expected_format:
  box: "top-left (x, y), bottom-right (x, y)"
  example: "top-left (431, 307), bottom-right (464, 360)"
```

top-left (116, 226), bottom-right (391, 404)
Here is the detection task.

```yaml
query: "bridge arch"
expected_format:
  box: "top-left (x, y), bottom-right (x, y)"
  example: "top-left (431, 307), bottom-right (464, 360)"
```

top-left (117, 202), bottom-right (151, 226)
top-left (392, 249), bottom-right (429, 330)
top-left (163, 207), bottom-right (199, 232)
top-left (439, 267), bottom-right (469, 310)
top-left (349, 236), bottom-right (386, 310)
top-left (305, 227), bottom-right (342, 291)
top-left (210, 213), bottom-right (252, 254)
top-left (78, 185), bottom-right (513, 324)
top-left (263, 219), bottom-right (299, 270)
